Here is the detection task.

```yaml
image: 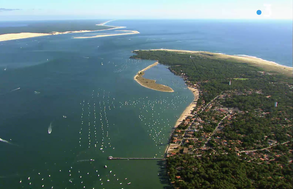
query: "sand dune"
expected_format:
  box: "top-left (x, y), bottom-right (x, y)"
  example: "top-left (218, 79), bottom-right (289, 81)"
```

top-left (0, 32), bottom-right (51, 42)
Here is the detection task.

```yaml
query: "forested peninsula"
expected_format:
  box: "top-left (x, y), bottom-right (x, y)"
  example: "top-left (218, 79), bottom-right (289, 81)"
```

top-left (131, 50), bottom-right (293, 189)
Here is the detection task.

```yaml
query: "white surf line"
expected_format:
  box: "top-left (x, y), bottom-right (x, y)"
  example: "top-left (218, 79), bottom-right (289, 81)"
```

top-left (97, 20), bottom-right (116, 26)
top-left (48, 121), bottom-right (53, 134)
top-left (73, 30), bottom-right (140, 39)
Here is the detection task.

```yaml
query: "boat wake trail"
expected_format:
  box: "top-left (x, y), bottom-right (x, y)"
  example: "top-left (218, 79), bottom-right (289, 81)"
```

top-left (10, 87), bottom-right (20, 92)
top-left (48, 122), bottom-right (53, 134)
top-left (0, 87), bottom-right (20, 96)
top-left (0, 137), bottom-right (18, 146)
top-left (75, 159), bottom-right (95, 163)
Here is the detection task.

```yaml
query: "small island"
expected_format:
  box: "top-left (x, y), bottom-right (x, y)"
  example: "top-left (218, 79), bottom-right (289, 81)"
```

top-left (134, 62), bottom-right (174, 92)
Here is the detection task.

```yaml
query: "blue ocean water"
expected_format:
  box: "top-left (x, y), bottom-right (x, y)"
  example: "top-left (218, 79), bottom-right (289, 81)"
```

top-left (0, 20), bottom-right (292, 189)
top-left (111, 19), bottom-right (292, 67)
top-left (0, 23), bottom-right (28, 27)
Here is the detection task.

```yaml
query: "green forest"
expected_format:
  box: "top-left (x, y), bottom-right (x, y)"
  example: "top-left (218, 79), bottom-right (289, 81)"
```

top-left (131, 50), bottom-right (293, 121)
top-left (131, 50), bottom-right (293, 189)
top-left (167, 150), bottom-right (293, 189)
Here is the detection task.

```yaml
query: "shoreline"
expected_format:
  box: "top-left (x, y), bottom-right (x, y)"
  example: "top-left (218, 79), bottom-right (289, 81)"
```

top-left (165, 86), bottom-right (199, 154)
top-left (136, 49), bottom-right (293, 77)
top-left (133, 62), bottom-right (174, 93)
top-left (0, 26), bottom-right (125, 42)
top-left (0, 32), bottom-right (51, 42)
top-left (134, 48), bottom-right (290, 155)
top-left (173, 86), bottom-right (199, 129)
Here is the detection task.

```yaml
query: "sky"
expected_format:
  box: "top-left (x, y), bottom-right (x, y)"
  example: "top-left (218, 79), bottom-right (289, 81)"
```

top-left (0, 0), bottom-right (292, 20)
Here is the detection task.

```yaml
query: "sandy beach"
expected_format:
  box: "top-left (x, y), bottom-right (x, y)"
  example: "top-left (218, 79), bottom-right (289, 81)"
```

top-left (173, 86), bottom-right (199, 129)
top-left (144, 49), bottom-right (293, 77)
top-left (165, 86), bottom-right (199, 154)
top-left (138, 61), bottom-right (159, 72)
top-left (0, 32), bottom-right (51, 42)
top-left (133, 62), bottom-right (174, 92)
top-left (74, 30), bottom-right (140, 39)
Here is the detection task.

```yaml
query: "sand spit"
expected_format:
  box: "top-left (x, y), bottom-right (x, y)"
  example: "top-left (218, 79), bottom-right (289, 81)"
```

top-left (74, 30), bottom-right (140, 39)
top-left (134, 62), bottom-right (174, 92)
top-left (143, 49), bottom-right (293, 77)
top-left (0, 26), bottom-right (125, 42)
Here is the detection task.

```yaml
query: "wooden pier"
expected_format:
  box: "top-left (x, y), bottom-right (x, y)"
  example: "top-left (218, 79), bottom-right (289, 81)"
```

top-left (108, 156), bottom-right (165, 160)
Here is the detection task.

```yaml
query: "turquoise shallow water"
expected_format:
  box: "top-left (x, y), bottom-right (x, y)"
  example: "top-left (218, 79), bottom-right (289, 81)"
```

top-left (0, 20), bottom-right (292, 189)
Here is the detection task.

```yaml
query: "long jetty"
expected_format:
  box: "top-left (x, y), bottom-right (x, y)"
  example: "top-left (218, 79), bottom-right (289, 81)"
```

top-left (108, 156), bottom-right (165, 160)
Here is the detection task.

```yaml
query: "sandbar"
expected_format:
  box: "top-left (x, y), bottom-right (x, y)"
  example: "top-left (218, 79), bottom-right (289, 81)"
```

top-left (140, 49), bottom-right (293, 77)
top-left (134, 62), bottom-right (174, 92)
top-left (0, 26), bottom-right (124, 42)
top-left (74, 30), bottom-right (140, 39)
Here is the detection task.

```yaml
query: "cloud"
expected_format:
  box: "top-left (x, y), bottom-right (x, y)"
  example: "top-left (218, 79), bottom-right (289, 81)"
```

top-left (0, 8), bottom-right (20, 12)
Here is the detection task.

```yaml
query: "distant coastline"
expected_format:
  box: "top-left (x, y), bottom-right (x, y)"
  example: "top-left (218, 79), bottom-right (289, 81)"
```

top-left (146, 49), bottom-right (293, 77)
top-left (133, 62), bottom-right (174, 92)
top-left (0, 21), bottom-right (127, 42)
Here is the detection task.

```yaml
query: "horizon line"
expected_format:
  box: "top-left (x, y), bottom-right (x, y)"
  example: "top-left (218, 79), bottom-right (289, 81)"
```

top-left (0, 18), bottom-right (292, 22)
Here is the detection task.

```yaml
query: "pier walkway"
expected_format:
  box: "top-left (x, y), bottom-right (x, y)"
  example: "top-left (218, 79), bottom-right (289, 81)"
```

top-left (108, 156), bottom-right (165, 160)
